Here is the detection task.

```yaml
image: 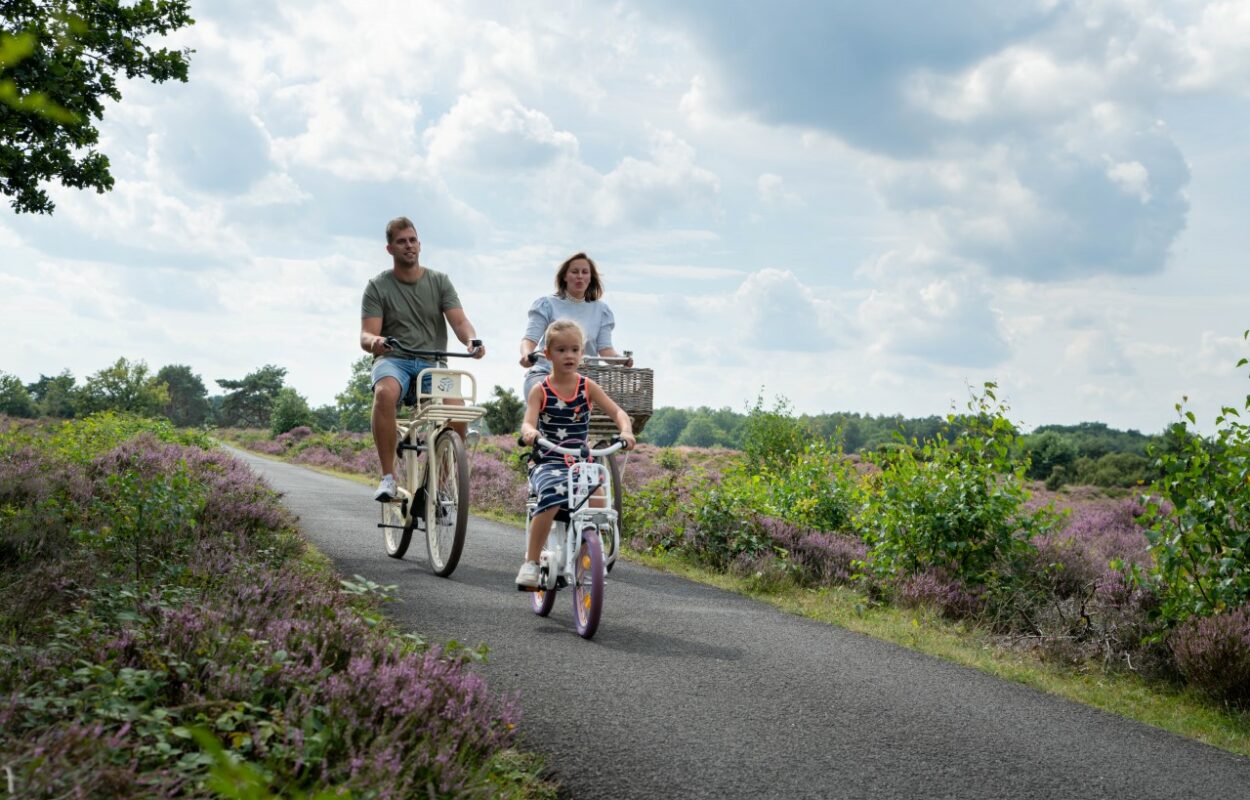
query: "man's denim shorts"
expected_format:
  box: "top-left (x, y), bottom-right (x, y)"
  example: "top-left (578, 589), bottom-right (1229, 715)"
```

top-left (371, 356), bottom-right (436, 404)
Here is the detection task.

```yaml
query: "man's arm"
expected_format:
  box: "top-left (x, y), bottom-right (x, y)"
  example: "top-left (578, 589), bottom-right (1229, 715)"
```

top-left (361, 317), bottom-right (388, 356)
top-left (445, 307), bottom-right (486, 358)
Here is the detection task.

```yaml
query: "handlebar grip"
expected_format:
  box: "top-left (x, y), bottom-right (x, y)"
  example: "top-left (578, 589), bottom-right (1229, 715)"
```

top-left (525, 352), bottom-right (539, 366)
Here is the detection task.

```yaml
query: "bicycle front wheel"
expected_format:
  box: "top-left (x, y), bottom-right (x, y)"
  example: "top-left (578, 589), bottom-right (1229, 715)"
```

top-left (573, 525), bottom-right (605, 639)
top-left (531, 583), bottom-right (557, 616)
top-left (383, 439), bottom-right (420, 559)
top-left (425, 429), bottom-right (469, 576)
top-left (381, 499), bottom-right (412, 558)
top-left (605, 452), bottom-right (623, 572)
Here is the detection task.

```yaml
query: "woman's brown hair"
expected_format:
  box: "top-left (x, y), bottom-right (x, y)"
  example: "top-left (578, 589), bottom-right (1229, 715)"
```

top-left (554, 252), bottom-right (603, 302)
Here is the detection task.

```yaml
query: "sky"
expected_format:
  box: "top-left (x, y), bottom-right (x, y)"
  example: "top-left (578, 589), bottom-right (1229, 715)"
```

top-left (3, 0), bottom-right (1249, 434)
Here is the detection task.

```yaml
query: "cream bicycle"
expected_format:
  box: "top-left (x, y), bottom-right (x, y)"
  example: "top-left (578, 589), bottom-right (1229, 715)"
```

top-left (378, 339), bottom-right (485, 577)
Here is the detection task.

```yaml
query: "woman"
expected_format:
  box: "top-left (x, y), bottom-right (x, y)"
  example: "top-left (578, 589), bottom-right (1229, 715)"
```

top-left (518, 252), bottom-right (631, 398)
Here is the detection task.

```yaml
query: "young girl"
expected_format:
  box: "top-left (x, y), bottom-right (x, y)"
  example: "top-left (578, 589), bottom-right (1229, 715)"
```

top-left (516, 319), bottom-right (636, 589)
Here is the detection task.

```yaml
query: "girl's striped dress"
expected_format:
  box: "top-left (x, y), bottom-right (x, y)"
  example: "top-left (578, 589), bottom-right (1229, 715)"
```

top-left (529, 375), bottom-right (593, 516)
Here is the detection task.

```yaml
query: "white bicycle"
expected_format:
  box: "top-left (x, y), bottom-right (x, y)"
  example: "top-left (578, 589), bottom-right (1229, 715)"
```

top-left (523, 436), bottom-right (625, 639)
top-left (525, 351), bottom-right (652, 570)
top-left (378, 342), bottom-right (485, 577)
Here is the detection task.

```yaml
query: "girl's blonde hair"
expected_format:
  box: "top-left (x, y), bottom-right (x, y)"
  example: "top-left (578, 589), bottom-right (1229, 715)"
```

top-left (544, 318), bottom-right (586, 349)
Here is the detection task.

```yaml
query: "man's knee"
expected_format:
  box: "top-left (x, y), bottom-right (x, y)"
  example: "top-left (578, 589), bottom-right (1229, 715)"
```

top-left (373, 378), bottom-right (401, 410)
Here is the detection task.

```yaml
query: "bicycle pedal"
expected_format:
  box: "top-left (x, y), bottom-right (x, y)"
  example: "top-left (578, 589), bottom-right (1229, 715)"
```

top-left (517, 584), bottom-right (541, 592)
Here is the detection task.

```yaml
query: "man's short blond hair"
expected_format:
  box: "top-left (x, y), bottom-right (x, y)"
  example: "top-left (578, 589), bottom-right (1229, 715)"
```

top-left (385, 216), bottom-right (417, 244)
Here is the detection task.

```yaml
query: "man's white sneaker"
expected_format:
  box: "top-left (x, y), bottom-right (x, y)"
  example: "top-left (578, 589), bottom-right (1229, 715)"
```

top-left (515, 560), bottom-right (541, 590)
top-left (374, 475), bottom-right (398, 502)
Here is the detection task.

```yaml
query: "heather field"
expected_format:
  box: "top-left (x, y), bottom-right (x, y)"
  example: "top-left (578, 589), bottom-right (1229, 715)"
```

top-left (0, 414), bottom-right (550, 799)
top-left (220, 387), bottom-right (1250, 740)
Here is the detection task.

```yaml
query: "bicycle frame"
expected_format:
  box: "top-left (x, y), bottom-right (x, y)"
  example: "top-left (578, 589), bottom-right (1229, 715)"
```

top-left (394, 366), bottom-right (482, 508)
top-left (378, 344), bottom-right (485, 576)
top-left (536, 459), bottom-right (618, 591)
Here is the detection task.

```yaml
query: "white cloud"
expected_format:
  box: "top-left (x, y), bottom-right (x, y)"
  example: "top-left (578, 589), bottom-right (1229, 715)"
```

top-left (905, 47), bottom-right (1101, 124)
top-left (589, 129), bottom-right (721, 228)
top-left (858, 253), bottom-right (1009, 368)
top-left (757, 173), bottom-right (801, 206)
top-left (732, 268), bottom-right (839, 351)
top-left (1064, 329), bottom-right (1133, 376)
top-left (1177, 1), bottom-right (1250, 93)
top-left (424, 89), bottom-right (578, 172)
top-left (4, 0), bottom-right (1249, 439)
top-left (1105, 159), bottom-right (1152, 203)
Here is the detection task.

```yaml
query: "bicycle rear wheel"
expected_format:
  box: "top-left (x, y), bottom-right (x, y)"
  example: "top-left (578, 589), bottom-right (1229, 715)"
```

top-left (573, 525), bottom-right (605, 639)
top-left (426, 430), bottom-right (469, 576)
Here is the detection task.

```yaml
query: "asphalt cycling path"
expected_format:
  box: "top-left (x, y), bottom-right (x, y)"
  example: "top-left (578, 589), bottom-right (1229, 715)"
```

top-left (227, 447), bottom-right (1250, 800)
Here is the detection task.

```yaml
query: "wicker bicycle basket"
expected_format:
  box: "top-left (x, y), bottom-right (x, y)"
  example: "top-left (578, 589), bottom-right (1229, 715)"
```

top-left (580, 363), bottom-right (654, 441)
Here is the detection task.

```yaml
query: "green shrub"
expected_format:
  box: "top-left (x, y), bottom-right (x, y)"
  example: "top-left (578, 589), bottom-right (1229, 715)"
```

top-left (858, 384), bottom-right (1054, 590)
top-left (1141, 338), bottom-right (1250, 624)
top-left (741, 393), bottom-right (807, 473)
top-left (1070, 452), bottom-right (1153, 488)
top-left (269, 387), bottom-right (313, 436)
top-left (687, 471), bottom-right (771, 571)
top-left (760, 439), bottom-right (860, 533)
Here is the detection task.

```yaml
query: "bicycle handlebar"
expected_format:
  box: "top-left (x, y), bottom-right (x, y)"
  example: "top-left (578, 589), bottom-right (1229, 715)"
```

top-left (516, 436), bottom-right (628, 456)
top-left (524, 350), bottom-right (633, 366)
top-left (385, 337), bottom-right (483, 359)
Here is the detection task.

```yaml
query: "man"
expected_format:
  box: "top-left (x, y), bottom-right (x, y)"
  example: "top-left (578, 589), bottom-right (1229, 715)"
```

top-left (361, 216), bottom-right (486, 501)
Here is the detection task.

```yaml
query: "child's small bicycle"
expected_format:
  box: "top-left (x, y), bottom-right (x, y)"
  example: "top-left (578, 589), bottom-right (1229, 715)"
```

top-left (524, 351), bottom-right (652, 570)
top-left (377, 340), bottom-right (485, 577)
top-left (522, 435), bottom-right (626, 639)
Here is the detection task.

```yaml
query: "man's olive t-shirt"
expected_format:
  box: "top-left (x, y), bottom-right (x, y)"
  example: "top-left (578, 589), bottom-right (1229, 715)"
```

top-left (361, 268), bottom-right (462, 360)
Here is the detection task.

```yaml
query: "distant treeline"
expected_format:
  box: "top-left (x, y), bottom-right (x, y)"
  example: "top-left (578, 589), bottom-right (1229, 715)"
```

top-left (643, 406), bottom-right (1161, 489)
top-left (0, 359), bottom-right (1161, 489)
top-left (0, 358), bottom-right (372, 436)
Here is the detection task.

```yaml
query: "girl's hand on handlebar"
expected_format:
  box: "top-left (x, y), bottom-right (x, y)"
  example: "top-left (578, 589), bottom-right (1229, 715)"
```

top-left (520, 428), bottom-right (538, 445)
top-left (619, 432), bottom-right (636, 450)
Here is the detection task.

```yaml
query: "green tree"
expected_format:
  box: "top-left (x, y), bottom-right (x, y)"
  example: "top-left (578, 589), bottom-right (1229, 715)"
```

top-left (481, 385), bottom-right (524, 435)
top-left (0, 371), bottom-right (35, 416)
top-left (216, 365), bottom-right (286, 429)
top-left (310, 403), bottom-right (338, 431)
top-left (1, 1), bottom-right (194, 214)
top-left (25, 369), bottom-right (76, 417)
top-left (78, 357), bottom-right (168, 416)
top-left (1021, 430), bottom-right (1079, 481)
top-left (334, 356), bottom-right (372, 433)
top-left (675, 415), bottom-right (726, 448)
top-left (642, 407), bottom-right (691, 446)
top-left (155, 363), bottom-right (210, 427)
top-left (269, 387), bottom-right (312, 436)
